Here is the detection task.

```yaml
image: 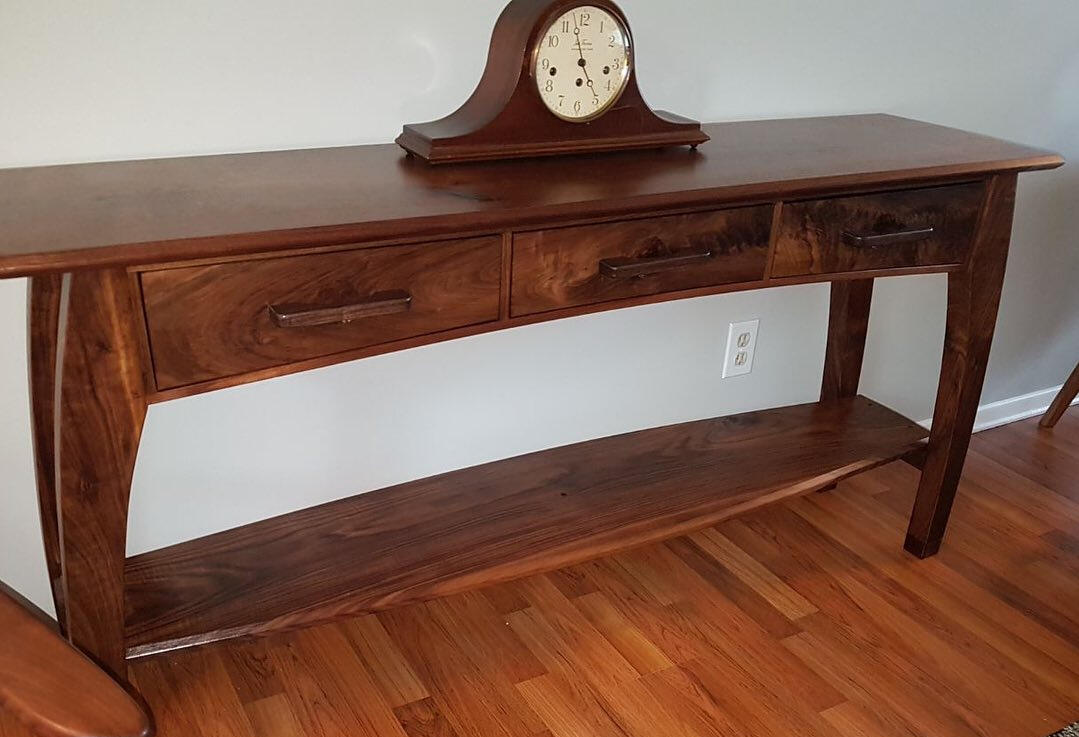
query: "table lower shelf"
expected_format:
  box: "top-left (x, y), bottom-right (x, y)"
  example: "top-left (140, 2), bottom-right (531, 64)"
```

top-left (123, 395), bottom-right (927, 658)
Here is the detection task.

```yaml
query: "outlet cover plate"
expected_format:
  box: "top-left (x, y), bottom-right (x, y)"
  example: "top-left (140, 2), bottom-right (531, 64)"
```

top-left (723, 319), bottom-right (760, 379)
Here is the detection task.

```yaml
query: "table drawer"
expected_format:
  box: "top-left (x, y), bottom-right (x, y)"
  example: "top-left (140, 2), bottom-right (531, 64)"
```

top-left (770, 182), bottom-right (984, 277)
top-left (510, 206), bottom-right (774, 317)
top-left (142, 237), bottom-right (502, 389)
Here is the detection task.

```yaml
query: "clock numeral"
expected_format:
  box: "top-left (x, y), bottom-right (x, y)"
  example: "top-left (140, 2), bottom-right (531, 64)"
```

top-left (607, 79), bottom-right (612, 91)
top-left (580, 12), bottom-right (591, 26)
top-left (548, 35), bottom-right (560, 48)
top-left (600, 20), bottom-right (605, 33)
top-left (593, 97), bottom-right (600, 106)
top-left (610, 34), bottom-right (618, 47)
top-left (558, 95), bottom-right (565, 107)
top-left (545, 80), bottom-right (554, 92)
top-left (541, 58), bottom-right (550, 70)
top-left (561, 20), bottom-right (570, 33)
top-left (612, 58), bottom-right (620, 70)
top-left (574, 99), bottom-right (582, 113)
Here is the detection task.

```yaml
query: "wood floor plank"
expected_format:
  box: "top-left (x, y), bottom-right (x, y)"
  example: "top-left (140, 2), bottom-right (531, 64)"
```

top-left (245, 695), bottom-right (305, 737)
top-left (783, 628), bottom-right (984, 737)
top-left (858, 475), bottom-right (1079, 639)
top-left (125, 416), bottom-right (1079, 737)
top-left (512, 575), bottom-right (642, 686)
top-left (136, 648), bottom-right (256, 737)
top-left (379, 603), bottom-right (544, 737)
top-left (688, 527), bottom-right (818, 620)
top-left (572, 557), bottom-right (716, 666)
top-left (759, 501), bottom-right (1079, 723)
top-left (963, 449), bottom-right (1079, 527)
top-left (642, 666), bottom-right (744, 737)
top-left (342, 614), bottom-right (430, 708)
top-left (273, 625), bottom-right (408, 737)
top-left (393, 697), bottom-right (464, 737)
top-left (791, 482), bottom-right (1079, 695)
top-left (220, 638), bottom-right (285, 706)
top-left (819, 700), bottom-right (919, 737)
top-left (425, 590), bottom-right (547, 686)
top-left (515, 674), bottom-right (628, 737)
top-left (572, 591), bottom-right (674, 676)
top-left (644, 543), bottom-right (846, 713)
top-left (666, 536), bottom-right (803, 639)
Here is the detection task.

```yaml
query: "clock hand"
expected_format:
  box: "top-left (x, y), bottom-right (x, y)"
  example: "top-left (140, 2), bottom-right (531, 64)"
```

top-left (579, 58), bottom-right (599, 99)
top-left (571, 17), bottom-right (600, 99)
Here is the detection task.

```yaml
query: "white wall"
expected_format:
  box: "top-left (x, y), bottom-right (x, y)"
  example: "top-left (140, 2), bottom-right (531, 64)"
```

top-left (1, 0), bottom-right (1076, 614)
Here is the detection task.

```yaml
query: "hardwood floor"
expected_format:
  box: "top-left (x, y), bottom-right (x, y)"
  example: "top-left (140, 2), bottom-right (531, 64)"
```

top-left (6, 413), bottom-right (1079, 737)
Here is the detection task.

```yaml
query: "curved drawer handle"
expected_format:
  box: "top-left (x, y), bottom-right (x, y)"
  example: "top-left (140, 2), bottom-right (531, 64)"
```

top-left (269, 290), bottom-right (412, 328)
top-left (599, 247), bottom-right (713, 279)
top-left (841, 227), bottom-right (935, 248)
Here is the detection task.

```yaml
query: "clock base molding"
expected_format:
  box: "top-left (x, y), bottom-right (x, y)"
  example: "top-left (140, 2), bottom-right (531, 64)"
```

top-left (396, 115), bottom-right (709, 164)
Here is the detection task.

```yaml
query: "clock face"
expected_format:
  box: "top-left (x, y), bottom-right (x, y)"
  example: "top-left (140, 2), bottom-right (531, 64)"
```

top-left (533, 5), bottom-right (632, 122)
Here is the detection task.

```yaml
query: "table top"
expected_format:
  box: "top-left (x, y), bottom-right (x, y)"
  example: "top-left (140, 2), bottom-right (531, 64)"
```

top-left (0, 114), bottom-right (1062, 279)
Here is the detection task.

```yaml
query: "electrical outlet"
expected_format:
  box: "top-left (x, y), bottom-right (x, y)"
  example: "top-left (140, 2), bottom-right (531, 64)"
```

top-left (722, 319), bottom-right (760, 379)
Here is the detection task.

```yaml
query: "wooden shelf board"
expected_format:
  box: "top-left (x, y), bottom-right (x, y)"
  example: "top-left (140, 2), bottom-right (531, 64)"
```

top-left (124, 396), bottom-right (927, 658)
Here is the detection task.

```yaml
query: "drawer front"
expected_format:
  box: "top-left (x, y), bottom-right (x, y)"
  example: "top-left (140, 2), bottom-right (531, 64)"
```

top-left (143, 237), bottom-right (502, 389)
top-left (511, 206), bottom-right (774, 317)
top-left (771, 182), bottom-right (984, 277)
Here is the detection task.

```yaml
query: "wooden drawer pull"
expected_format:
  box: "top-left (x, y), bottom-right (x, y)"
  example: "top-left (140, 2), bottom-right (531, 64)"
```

top-left (269, 290), bottom-right (412, 328)
top-left (599, 246), bottom-right (713, 279)
top-left (841, 227), bottom-right (935, 248)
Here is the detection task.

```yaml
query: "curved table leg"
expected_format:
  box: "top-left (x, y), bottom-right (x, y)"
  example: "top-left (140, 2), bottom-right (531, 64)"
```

top-left (905, 173), bottom-right (1017, 558)
top-left (27, 275), bottom-right (65, 630)
top-left (821, 278), bottom-right (875, 402)
top-left (816, 278), bottom-right (874, 494)
top-left (52, 269), bottom-right (148, 676)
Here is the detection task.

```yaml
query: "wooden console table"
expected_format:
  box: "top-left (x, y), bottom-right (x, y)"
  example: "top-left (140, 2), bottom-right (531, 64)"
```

top-left (0, 114), bottom-right (1062, 677)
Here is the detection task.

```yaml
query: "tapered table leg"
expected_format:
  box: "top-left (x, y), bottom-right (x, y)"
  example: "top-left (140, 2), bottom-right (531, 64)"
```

top-left (51, 269), bottom-right (148, 676)
top-left (905, 173), bottom-right (1017, 558)
top-left (821, 279), bottom-right (874, 401)
top-left (816, 278), bottom-right (874, 495)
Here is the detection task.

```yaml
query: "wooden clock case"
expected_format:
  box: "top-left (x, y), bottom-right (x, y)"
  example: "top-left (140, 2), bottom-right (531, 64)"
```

top-left (396, 0), bottom-right (709, 163)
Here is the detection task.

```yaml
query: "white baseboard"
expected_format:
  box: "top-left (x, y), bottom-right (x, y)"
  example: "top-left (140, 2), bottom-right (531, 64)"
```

top-left (918, 384), bottom-right (1078, 433)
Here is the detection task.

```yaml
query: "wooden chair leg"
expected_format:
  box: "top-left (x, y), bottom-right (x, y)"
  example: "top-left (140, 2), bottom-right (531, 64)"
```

top-left (1039, 361), bottom-right (1079, 429)
top-left (0, 581), bottom-right (150, 737)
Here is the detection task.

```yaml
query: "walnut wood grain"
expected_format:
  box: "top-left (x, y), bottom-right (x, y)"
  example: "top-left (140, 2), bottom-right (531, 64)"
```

top-left (771, 182), bottom-right (985, 277)
top-left (124, 396), bottom-right (927, 657)
top-left (2, 114), bottom-right (1063, 683)
top-left (0, 584), bottom-right (150, 737)
top-left (0, 116), bottom-right (1061, 279)
top-left (820, 280), bottom-right (875, 401)
top-left (1039, 360), bottom-right (1079, 428)
top-left (395, 0), bottom-right (707, 163)
top-left (510, 206), bottom-right (772, 316)
top-left (905, 174), bottom-right (1018, 558)
top-left (26, 275), bottom-right (65, 629)
top-left (141, 237), bottom-right (501, 389)
top-left (143, 264), bottom-right (966, 404)
top-left (55, 270), bottom-right (149, 676)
